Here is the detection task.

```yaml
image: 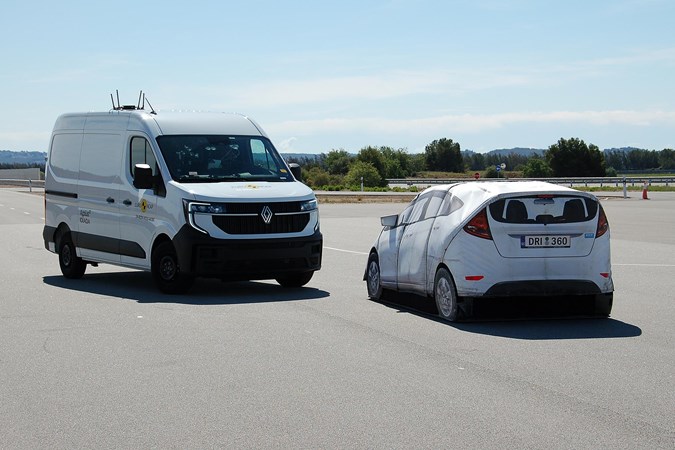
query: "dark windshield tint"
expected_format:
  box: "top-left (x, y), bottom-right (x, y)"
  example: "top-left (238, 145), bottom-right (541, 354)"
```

top-left (156, 135), bottom-right (292, 183)
top-left (489, 196), bottom-right (598, 224)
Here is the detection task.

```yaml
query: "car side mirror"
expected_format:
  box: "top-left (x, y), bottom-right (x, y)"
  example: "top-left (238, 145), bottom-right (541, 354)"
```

top-left (288, 163), bottom-right (302, 181)
top-left (133, 163), bottom-right (154, 189)
top-left (381, 214), bottom-right (398, 227)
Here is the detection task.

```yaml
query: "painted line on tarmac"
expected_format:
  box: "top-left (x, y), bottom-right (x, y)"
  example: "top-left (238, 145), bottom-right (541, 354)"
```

top-left (324, 246), bottom-right (369, 256)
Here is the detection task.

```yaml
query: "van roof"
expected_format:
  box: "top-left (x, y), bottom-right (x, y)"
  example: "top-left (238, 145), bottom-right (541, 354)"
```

top-left (52, 111), bottom-right (268, 137)
top-left (152, 112), bottom-right (267, 137)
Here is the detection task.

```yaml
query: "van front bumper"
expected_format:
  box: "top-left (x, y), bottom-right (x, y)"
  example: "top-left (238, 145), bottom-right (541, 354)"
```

top-left (172, 226), bottom-right (322, 281)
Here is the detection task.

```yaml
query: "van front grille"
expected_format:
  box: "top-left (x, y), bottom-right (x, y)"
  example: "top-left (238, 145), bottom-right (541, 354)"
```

top-left (208, 202), bottom-right (311, 235)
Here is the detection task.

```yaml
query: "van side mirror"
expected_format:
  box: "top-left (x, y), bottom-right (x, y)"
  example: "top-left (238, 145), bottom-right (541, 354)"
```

top-left (288, 163), bottom-right (302, 181)
top-left (381, 214), bottom-right (398, 227)
top-left (133, 164), bottom-right (154, 189)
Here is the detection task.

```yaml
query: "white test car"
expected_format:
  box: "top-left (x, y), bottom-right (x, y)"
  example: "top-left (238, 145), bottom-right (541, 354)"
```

top-left (364, 181), bottom-right (614, 321)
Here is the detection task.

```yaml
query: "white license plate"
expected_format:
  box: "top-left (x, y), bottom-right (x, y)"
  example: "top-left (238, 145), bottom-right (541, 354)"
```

top-left (521, 235), bottom-right (570, 248)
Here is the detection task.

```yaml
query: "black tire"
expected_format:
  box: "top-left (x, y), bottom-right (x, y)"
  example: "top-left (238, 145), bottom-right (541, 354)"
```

top-left (594, 293), bottom-right (613, 317)
top-left (366, 252), bottom-right (383, 300)
top-left (276, 271), bottom-right (313, 288)
top-left (58, 233), bottom-right (86, 279)
top-left (434, 268), bottom-right (459, 322)
top-left (151, 241), bottom-right (193, 294)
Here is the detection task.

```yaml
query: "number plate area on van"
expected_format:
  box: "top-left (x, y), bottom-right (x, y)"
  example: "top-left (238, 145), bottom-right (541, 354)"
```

top-left (521, 235), bottom-right (571, 248)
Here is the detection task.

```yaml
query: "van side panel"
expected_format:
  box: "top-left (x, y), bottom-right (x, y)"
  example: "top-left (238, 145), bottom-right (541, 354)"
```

top-left (43, 132), bottom-right (84, 250)
top-left (75, 132), bottom-right (124, 263)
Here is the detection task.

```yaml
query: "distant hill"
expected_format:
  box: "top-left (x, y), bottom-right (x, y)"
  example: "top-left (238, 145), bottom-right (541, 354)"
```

top-left (487, 147), bottom-right (546, 157)
top-left (0, 150), bottom-right (47, 166)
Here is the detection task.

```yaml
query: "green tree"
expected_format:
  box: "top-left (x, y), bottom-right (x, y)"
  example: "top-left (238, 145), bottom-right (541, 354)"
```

top-left (356, 146), bottom-right (386, 180)
top-left (546, 138), bottom-right (605, 177)
top-left (424, 138), bottom-right (464, 172)
top-left (303, 166), bottom-right (332, 188)
top-left (522, 157), bottom-right (553, 178)
top-left (324, 149), bottom-right (353, 175)
top-left (659, 148), bottom-right (675, 170)
top-left (344, 161), bottom-right (383, 188)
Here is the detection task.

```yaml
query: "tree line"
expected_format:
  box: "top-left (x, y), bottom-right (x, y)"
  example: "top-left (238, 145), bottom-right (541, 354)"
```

top-left (287, 138), bottom-right (675, 190)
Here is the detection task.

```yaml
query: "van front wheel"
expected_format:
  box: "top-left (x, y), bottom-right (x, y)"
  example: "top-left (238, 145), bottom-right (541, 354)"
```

top-left (58, 233), bottom-right (86, 279)
top-left (152, 241), bottom-right (193, 294)
top-left (276, 271), bottom-right (313, 288)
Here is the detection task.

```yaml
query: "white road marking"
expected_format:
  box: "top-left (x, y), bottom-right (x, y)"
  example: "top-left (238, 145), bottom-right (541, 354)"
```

top-left (324, 246), bottom-right (369, 256)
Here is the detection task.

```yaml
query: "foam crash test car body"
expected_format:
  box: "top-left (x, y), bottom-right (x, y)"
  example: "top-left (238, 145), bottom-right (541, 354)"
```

top-left (364, 181), bottom-right (614, 321)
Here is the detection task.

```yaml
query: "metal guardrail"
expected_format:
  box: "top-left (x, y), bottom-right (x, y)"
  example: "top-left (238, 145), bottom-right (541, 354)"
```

top-left (0, 179), bottom-right (45, 192)
top-left (387, 176), bottom-right (674, 187)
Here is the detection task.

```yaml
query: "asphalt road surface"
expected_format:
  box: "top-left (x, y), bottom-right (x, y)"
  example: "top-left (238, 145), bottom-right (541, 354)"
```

top-left (1, 188), bottom-right (674, 449)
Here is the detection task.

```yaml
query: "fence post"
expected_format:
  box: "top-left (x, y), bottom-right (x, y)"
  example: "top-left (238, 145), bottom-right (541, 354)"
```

top-left (623, 177), bottom-right (627, 199)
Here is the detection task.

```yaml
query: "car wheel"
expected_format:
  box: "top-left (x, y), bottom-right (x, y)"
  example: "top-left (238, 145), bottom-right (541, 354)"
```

top-left (434, 268), bottom-right (459, 322)
top-left (58, 233), bottom-right (86, 279)
top-left (151, 241), bottom-right (193, 294)
top-left (594, 293), bottom-right (613, 317)
top-left (276, 271), bottom-right (314, 288)
top-left (366, 252), bottom-right (383, 300)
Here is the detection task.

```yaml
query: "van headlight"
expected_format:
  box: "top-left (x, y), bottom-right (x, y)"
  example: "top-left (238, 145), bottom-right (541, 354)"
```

top-left (300, 199), bottom-right (318, 211)
top-left (183, 200), bottom-right (227, 234)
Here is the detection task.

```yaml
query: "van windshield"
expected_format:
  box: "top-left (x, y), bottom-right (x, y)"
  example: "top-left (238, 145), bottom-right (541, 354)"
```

top-left (156, 135), bottom-right (294, 183)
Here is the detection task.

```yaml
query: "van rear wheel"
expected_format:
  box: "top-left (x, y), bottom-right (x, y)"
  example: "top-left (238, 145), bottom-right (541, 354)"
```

top-left (152, 241), bottom-right (193, 294)
top-left (58, 233), bottom-right (86, 279)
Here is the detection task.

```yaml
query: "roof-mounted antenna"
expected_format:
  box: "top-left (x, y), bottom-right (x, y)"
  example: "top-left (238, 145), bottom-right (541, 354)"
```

top-left (116, 90), bottom-right (121, 110)
top-left (144, 93), bottom-right (157, 114)
top-left (137, 90), bottom-right (143, 109)
top-left (110, 93), bottom-right (116, 110)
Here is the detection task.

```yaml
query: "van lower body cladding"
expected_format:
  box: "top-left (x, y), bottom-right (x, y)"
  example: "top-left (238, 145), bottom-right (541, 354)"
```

top-left (172, 226), bottom-right (323, 281)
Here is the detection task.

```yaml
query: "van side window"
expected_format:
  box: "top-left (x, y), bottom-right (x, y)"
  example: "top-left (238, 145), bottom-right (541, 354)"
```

top-left (130, 137), bottom-right (165, 196)
top-left (130, 137), bottom-right (157, 176)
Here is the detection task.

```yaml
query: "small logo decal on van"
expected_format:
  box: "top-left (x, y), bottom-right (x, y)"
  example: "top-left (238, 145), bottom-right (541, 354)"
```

top-left (261, 206), bottom-right (273, 225)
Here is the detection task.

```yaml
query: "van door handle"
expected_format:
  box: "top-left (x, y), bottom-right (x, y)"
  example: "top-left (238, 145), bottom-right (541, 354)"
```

top-left (106, 197), bottom-right (115, 203)
top-left (123, 199), bottom-right (132, 206)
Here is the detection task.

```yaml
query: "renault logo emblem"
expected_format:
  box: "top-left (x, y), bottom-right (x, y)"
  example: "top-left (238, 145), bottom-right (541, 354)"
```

top-left (261, 205), bottom-right (273, 224)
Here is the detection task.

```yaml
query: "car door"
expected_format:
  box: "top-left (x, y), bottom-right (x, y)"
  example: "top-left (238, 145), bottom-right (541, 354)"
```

top-left (378, 202), bottom-right (414, 287)
top-left (397, 191), bottom-right (444, 293)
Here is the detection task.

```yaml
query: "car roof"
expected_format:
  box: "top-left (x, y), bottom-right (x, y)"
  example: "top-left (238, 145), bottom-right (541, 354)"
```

top-left (419, 181), bottom-right (596, 216)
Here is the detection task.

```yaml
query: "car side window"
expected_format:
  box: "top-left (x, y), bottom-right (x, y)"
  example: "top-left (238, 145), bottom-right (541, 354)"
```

top-left (398, 203), bottom-right (415, 226)
top-left (421, 191), bottom-right (446, 220)
top-left (438, 192), bottom-right (464, 216)
top-left (407, 193), bottom-right (432, 223)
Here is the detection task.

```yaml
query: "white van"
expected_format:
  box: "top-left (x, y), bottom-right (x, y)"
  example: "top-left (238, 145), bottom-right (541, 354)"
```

top-left (43, 105), bottom-right (322, 294)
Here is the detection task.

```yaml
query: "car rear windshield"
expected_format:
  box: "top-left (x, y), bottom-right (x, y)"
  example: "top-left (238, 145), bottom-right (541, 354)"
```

top-left (489, 196), bottom-right (598, 224)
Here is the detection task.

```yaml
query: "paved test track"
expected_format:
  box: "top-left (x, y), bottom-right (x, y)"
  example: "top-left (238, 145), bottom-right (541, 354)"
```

top-left (0, 188), bottom-right (674, 448)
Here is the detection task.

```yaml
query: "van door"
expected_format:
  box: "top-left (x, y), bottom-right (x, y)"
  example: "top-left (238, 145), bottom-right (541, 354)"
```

top-left (119, 136), bottom-right (161, 268)
top-left (77, 133), bottom-right (123, 263)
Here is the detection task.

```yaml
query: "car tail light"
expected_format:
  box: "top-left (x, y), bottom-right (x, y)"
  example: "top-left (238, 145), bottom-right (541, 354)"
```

top-left (464, 208), bottom-right (492, 240)
top-left (596, 205), bottom-right (609, 238)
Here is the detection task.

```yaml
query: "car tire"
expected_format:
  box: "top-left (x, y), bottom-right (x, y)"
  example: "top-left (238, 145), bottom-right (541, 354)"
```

top-left (594, 293), bottom-right (613, 317)
top-left (366, 252), bottom-right (383, 300)
top-left (151, 241), bottom-right (193, 294)
top-left (434, 268), bottom-right (459, 322)
top-left (276, 271), bottom-right (314, 288)
top-left (58, 233), bottom-right (86, 279)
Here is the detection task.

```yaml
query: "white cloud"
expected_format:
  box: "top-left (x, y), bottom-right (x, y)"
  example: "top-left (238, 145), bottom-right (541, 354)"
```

top-left (265, 110), bottom-right (675, 136)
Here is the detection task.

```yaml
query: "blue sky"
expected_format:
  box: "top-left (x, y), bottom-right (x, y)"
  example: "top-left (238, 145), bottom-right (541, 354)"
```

top-left (1, 0), bottom-right (674, 154)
